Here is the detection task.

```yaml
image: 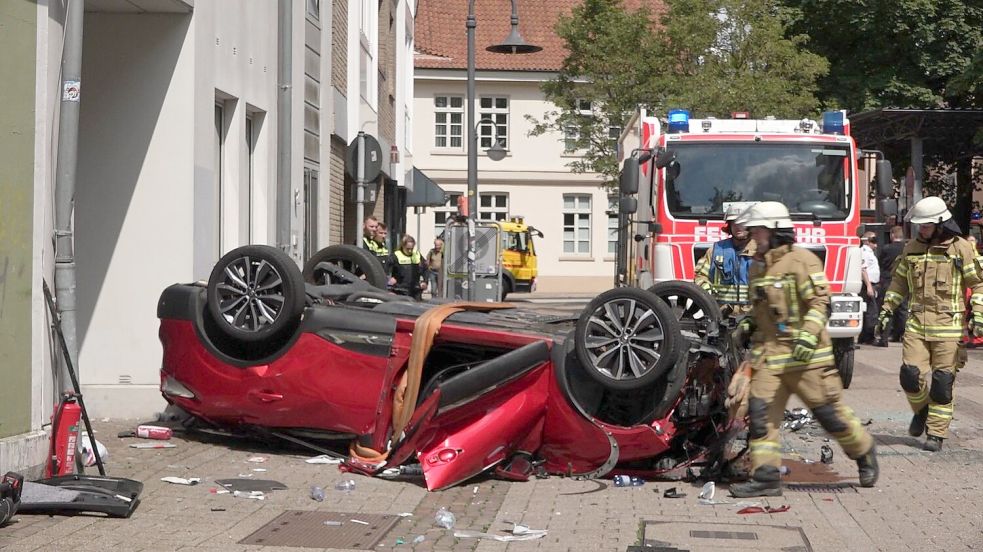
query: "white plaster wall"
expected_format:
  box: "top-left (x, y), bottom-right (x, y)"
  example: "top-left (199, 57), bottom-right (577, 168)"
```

top-left (410, 74), bottom-right (613, 292)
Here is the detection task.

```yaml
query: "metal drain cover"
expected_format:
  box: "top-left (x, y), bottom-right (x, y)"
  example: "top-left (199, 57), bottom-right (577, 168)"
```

top-left (641, 521), bottom-right (812, 551)
top-left (240, 511), bottom-right (399, 549)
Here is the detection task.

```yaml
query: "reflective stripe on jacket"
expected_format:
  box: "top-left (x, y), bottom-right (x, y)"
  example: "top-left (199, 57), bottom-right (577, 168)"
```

top-left (749, 245), bottom-right (832, 372)
top-left (883, 236), bottom-right (983, 341)
top-left (694, 238), bottom-right (756, 305)
top-left (390, 249), bottom-right (424, 293)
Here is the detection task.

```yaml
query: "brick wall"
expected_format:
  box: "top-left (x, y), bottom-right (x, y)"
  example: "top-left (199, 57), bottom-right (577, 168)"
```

top-left (329, 136), bottom-right (346, 245)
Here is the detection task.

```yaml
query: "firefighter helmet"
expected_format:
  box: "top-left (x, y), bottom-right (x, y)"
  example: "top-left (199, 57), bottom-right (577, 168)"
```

top-left (735, 201), bottom-right (793, 229)
top-left (905, 196), bottom-right (952, 224)
top-left (724, 204), bottom-right (746, 222)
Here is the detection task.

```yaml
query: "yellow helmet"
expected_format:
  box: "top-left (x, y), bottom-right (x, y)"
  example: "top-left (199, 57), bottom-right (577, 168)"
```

top-left (905, 196), bottom-right (951, 224)
top-left (735, 201), bottom-right (793, 229)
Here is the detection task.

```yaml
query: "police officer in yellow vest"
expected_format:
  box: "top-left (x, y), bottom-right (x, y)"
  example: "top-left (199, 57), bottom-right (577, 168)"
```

top-left (695, 205), bottom-right (756, 314)
top-left (729, 202), bottom-right (877, 497)
top-left (388, 234), bottom-right (428, 300)
top-left (877, 196), bottom-right (983, 452)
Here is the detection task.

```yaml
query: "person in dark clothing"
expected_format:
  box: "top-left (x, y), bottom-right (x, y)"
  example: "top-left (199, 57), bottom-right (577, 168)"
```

top-left (876, 225), bottom-right (907, 345)
top-left (388, 235), bottom-right (428, 300)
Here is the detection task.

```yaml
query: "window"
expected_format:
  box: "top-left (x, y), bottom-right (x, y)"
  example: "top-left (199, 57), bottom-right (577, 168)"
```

top-left (563, 194), bottom-right (592, 254)
top-left (607, 197), bottom-right (619, 255)
top-left (434, 192), bottom-right (463, 236)
top-left (479, 193), bottom-right (508, 222)
top-left (577, 99), bottom-right (592, 115)
top-left (564, 125), bottom-right (579, 152)
top-left (479, 96), bottom-right (508, 149)
top-left (359, 0), bottom-right (378, 105)
top-left (434, 96), bottom-right (464, 148)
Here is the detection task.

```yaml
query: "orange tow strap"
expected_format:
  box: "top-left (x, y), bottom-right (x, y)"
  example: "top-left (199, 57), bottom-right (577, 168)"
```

top-left (350, 302), bottom-right (513, 465)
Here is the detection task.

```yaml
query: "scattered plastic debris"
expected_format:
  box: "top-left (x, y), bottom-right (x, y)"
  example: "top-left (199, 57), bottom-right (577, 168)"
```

top-left (233, 490), bottom-right (265, 500)
top-left (209, 488), bottom-right (230, 494)
top-left (782, 408), bottom-right (815, 432)
top-left (398, 512), bottom-right (413, 517)
top-left (161, 477), bottom-right (200, 486)
top-left (335, 479), bottom-right (356, 492)
top-left (454, 523), bottom-right (548, 542)
top-left (305, 455), bottom-right (343, 465)
top-left (434, 507), bottom-right (456, 529)
top-left (350, 519), bottom-right (369, 525)
top-left (473, 486), bottom-right (479, 495)
top-left (663, 487), bottom-right (686, 498)
top-left (310, 485), bottom-right (325, 502)
top-left (737, 504), bottom-right (790, 514)
top-left (237, 473), bottom-right (254, 478)
top-left (78, 433), bottom-right (109, 466)
top-left (613, 475), bottom-right (644, 487)
top-left (779, 465), bottom-right (791, 476)
top-left (323, 521), bottom-right (343, 526)
top-left (412, 535), bottom-right (425, 544)
top-left (247, 456), bottom-right (268, 463)
top-left (698, 481), bottom-right (715, 500)
top-left (820, 445), bottom-right (834, 464)
top-left (252, 468), bottom-right (267, 472)
top-left (395, 537), bottom-right (405, 545)
top-left (129, 442), bottom-right (176, 449)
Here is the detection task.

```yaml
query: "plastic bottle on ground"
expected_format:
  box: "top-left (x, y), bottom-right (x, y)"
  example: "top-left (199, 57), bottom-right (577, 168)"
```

top-left (434, 507), bottom-right (456, 529)
top-left (613, 475), bottom-right (644, 487)
top-left (310, 485), bottom-right (325, 502)
top-left (334, 479), bottom-right (356, 492)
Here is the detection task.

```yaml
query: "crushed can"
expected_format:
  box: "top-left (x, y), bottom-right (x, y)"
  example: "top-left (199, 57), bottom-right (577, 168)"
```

top-left (136, 425), bottom-right (173, 440)
top-left (820, 444), bottom-right (834, 464)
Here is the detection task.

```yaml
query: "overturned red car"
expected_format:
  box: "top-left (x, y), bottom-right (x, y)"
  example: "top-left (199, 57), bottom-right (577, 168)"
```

top-left (157, 244), bottom-right (742, 490)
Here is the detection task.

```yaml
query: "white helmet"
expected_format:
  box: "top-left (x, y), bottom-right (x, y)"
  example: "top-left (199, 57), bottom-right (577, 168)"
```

top-left (905, 196), bottom-right (952, 224)
top-left (724, 204), bottom-right (745, 222)
top-left (735, 201), bottom-right (794, 229)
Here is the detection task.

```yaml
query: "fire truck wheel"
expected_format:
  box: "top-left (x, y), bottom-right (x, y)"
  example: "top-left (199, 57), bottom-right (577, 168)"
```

top-left (646, 281), bottom-right (722, 337)
top-left (575, 288), bottom-right (682, 391)
top-left (303, 244), bottom-right (388, 289)
top-left (206, 245), bottom-right (306, 345)
top-left (833, 338), bottom-right (854, 389)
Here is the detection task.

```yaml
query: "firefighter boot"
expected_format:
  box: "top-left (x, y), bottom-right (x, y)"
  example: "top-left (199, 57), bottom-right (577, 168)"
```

top-left (924, 435), bottom-right (944, 452)
top-left (856, 445), bottom-right (879, 488)
top-left (908, 406), bottom-right (928, 437)
top-left (729, 466), bottom-right (782, 498)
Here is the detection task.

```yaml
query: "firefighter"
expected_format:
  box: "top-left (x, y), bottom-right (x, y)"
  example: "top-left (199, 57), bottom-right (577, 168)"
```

top-left (877, 196), bottom-right (983, 452)
top-left (729, 202), bottom-right (877, 497)
top-left (694, 205), bottom-right (756, 315)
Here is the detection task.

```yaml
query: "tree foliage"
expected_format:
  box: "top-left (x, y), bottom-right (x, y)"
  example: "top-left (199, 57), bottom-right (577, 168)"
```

top-left (531, 0), bottom-right (829, 184)
top-left (782, 0), bottom-right (983, 110)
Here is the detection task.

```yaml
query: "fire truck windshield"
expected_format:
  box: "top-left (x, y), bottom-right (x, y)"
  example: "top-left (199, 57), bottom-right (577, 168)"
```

top-left (664, 142), bottom-right (852, 220)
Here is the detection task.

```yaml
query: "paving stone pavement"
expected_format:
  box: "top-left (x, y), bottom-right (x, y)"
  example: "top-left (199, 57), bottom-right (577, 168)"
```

top-left (2, 343), bottom-right (983, 551)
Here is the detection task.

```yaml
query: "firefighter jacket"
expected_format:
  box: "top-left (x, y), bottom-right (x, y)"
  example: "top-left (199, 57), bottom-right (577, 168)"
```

top-left (882, 236), bottom-right (983, 342)
top-left (748, 245), bottom-right (833, 372)
top-left (695, 238), bottom-right (756, 306)
top-left (389, 249), bottom-right (424, 295)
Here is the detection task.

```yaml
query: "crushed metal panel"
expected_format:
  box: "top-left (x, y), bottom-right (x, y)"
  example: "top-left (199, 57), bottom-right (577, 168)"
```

top-left (641, 520), bottom-right (812, 551)
top-left (239, 510), bottom-right (399, 549)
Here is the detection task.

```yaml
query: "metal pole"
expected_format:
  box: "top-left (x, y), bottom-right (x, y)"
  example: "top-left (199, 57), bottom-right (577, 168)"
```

top-left (277, 0), bottom-right (293, 253)
top-left (356, 131), bottom-right (367, 248)
top-left (911, 136), bottom-right (923, 203)
top-left (53, 0), bottom-right (85, 393)
top-left (466, 1), bottom-right (478, 301)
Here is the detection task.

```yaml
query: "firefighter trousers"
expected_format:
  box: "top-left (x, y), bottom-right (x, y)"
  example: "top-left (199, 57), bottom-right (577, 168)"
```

top-left (901, 333), bottom-right (959, 438)
top-left (748, 366), bottom-right (874, 473)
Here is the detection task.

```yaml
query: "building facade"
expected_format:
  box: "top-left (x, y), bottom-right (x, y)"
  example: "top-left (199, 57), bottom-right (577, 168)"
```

top-left (409, 0), bottom-right (615, 293)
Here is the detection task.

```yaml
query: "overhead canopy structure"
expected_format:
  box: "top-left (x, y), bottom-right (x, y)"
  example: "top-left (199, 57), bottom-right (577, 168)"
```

top-left (851, 108), bottom-right (983, 226)
top-left (406, 168), bottom-right (448, 208)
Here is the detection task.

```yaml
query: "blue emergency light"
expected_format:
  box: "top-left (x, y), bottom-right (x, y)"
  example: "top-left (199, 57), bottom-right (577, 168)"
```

top-left (821, 110), bottom-right (846, 135)
top-left (667, 109), bottom-right (690, 134)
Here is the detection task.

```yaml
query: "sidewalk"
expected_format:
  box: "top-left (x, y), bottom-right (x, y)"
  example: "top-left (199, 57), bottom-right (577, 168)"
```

top-left (3, 344), bottom-right (983, 551)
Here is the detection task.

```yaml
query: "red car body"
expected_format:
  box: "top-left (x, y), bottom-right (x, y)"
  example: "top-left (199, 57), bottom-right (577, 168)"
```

top-left (158, 284), bottom-right (734, 490)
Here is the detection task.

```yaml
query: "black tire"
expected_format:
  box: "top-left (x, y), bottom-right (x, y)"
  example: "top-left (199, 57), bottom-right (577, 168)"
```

top-left (303, 244), bottom-right (387, 289)
top-left (834, 338), bottom-right (855, 389)
top-left (646, 281), bottom-right (722, 337)
top-left (207, 245), bottom-right (305, 344)
top-left (575, 287), bottom-right (682, 391)
top-left (501, 273), bottom-right (514, 301)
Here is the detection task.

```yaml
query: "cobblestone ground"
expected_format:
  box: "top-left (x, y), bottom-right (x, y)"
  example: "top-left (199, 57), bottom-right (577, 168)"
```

top-left (2, 343), bottom-right (983, 551)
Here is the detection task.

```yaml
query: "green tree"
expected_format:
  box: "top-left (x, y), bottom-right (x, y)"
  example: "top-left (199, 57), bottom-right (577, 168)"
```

top-left (782, 0), bottom-right (983, 110)
top-left (530, 0), bottom-right (829, 184)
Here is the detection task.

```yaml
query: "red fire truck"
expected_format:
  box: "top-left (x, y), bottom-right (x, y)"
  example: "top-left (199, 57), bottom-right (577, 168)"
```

top-left (615, 108), bottom-right (874, 380)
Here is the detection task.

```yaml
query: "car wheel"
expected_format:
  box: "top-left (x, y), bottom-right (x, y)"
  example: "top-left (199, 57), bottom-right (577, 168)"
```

top-left (303, 244), bottom-right (387, 289)
top-left (833, 338), bottom-right (854, 389)
top-left (207, 245), bottom-right (305, 344)
top-left (575, 287), bottom-right (682, 391)
top-left (646, 281), bottom-right (721, 337)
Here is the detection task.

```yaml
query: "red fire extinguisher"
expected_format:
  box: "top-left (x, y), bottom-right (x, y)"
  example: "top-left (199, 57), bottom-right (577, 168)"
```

top-left (45, 394), bottom-right (82, 478)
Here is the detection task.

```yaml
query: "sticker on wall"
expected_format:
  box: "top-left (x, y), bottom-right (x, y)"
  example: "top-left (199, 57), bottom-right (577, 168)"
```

top-left (63, 80), bottom-right (81, 102)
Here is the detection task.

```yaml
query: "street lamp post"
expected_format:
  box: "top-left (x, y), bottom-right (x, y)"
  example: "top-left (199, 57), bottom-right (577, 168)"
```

top-left (465, 0), bottom-right (541, 301)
